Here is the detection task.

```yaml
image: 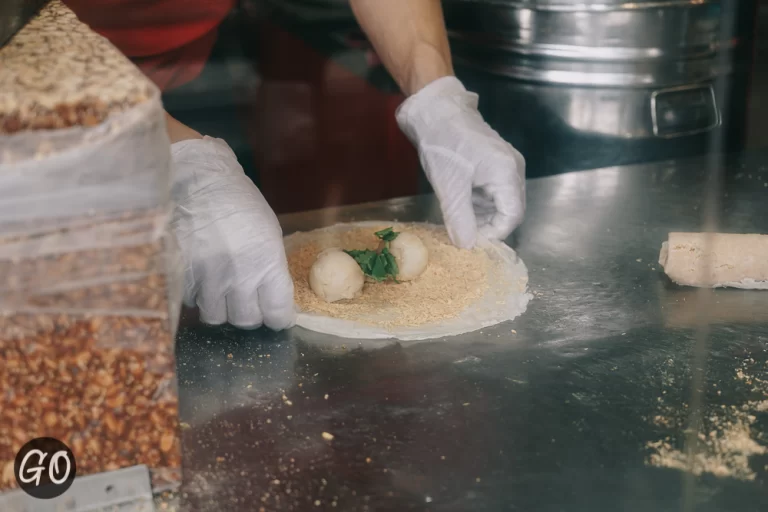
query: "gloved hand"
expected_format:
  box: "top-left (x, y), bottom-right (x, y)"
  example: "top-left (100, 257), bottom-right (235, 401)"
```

top-left (170, 136), bottom-right (295, 330)
top-left (396, 76), bottom-right (526, 249)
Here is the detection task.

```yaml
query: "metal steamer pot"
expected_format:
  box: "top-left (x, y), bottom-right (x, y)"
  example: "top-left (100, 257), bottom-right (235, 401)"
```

top-left (442, 0), bottom-right (755, 175)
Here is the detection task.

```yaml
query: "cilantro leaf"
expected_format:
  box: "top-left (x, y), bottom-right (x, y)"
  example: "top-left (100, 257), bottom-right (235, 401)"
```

top-left (381, 247), bottom-right (399, 277)
top-left (375, 227), bottom-right (399, 242)
top-left (370, 253), bottom-right (388, 281)
top-left (344, 228), bottom-right (402, 282)
top-left (344, 249), bottom-right (377, 275)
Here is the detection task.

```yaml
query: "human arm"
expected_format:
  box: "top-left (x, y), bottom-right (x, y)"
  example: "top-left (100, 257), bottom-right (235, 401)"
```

top-left (347, 0), bottom-right (453, 96)
top-left (165, 112), bottom-right (202, 143)
top-left (349, 0), bottom-right (526, 248)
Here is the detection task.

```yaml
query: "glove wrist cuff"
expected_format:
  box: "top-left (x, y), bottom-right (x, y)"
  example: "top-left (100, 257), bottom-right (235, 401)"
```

top-left (169, 136), bottom-right (247, 201)
top-left (171, 136), bottom-right (237, 161)
top-left (395, 76), bottom-right (479, 144)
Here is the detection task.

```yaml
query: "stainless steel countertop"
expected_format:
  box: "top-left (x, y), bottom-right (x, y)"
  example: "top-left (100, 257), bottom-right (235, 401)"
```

top-left (175, 152), bottom-right (768, 511)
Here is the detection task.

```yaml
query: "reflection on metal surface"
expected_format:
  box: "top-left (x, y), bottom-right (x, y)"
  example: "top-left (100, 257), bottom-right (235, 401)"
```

top-left (176, 152), bottom-right (768, 511)
top-left (448, 0), bottom-right (719, 11)
top-left (659, 285), bottom-right (768, 328)
top-left (445, 1), bottom-right (726, 61)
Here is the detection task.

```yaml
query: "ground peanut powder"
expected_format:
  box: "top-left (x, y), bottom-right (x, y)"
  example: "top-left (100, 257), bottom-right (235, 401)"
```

top-left (287, 225), bottom-right (491, 328)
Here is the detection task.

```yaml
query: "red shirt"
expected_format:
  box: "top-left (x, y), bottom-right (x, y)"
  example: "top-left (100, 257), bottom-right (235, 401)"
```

top-left (63, 0), bottom-right (236, 90)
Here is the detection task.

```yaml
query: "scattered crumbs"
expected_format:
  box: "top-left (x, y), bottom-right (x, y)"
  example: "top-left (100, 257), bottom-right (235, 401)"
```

top-left (365, 457), bottom-right (372, 464)
top-left (463, 402), bottom-right (471, 407)
top-left (227, 353), bottom-right (233, 359)
top-left (636, 258), bottom-right (642, 263)
top-left (247, 384), bottom-right (253, 389)
top-left (647, 419), bottom-right (766, 481)
top-left (324, 394), bottom-right (329, 400)
top-left (322, 432), bottom-right (335, 442)
top-left (314, 500), bottom-right (321, 507)
top-left (179, 422), bottom-right (191, 430)
top-left (216, 457), bottom-right (225, 463)
top-left (511, 329), bottom-right (517, 334)
top-left (646, 357), bottom-right (768, 481)
top-left (440, 455), bottom-right (446, 460)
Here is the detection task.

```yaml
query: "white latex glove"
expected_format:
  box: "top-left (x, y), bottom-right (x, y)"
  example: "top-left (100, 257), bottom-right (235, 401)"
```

top-left (396, 76), bottom-right (526, 249)
top-left (170, 136), bottom-right (295, 330)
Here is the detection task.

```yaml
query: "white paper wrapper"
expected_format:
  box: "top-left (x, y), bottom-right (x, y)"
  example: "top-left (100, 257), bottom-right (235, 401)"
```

top-left (284, 221), bottom-right (532, 341)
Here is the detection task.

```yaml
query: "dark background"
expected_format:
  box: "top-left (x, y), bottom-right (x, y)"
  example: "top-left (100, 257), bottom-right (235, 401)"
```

top-left (162, 0), bottom-right (768, 215)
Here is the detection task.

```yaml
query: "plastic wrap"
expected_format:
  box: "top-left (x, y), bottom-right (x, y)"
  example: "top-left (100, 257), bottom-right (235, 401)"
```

top-left (0, 91), bottom-right (183, 491)
top-left (0, 93), bottom-right (171, 227)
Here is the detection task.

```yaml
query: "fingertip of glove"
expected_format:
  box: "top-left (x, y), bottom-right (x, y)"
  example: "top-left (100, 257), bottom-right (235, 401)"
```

top-left (449, 227), bottom-right (477, 250)
top-left (478, 218), bottom-right (521, 243)
top-left (260, 276), bottom-right (297, 331)
top-left (229, 321), bottom-right (262, 331)
top-left (264, 309), bottom-right (297, 332)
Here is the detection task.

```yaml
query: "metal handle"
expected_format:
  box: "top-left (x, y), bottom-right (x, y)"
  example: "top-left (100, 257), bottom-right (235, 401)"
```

top-left (650, 84), bottom-right (721, 138)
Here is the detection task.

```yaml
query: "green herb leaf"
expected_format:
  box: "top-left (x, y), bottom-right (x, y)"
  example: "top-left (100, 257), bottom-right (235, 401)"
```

top-left (381, 247), bottom-right (399, 277)
top-left (344, 229), bottom-right (401, 282)
top-left (371, 254), bottom-right (387, 281)
top-left (374, 227), bottom-right (399, 242)
top-left (344, 249), bottom-right (377, 275)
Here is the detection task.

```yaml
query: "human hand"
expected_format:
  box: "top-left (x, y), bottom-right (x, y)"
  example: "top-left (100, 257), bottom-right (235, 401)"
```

top-left (396, 76), bottom-right (525, 249)
top-left (170, 137), bottom-right (295, 329)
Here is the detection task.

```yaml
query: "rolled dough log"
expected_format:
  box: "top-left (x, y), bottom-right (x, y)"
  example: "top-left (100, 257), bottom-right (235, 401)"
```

top-left (658, 232), bottom-right (768, 289)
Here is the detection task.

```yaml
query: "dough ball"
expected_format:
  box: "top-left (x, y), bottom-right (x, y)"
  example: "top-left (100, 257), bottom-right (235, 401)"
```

top-left (309, 248), bottom-right (365, 303)
top-left (389, 232), bottom-right (429, 281)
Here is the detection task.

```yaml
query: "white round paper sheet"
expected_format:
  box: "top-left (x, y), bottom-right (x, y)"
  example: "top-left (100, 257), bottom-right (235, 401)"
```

top-left (284, 222), bottom-right (532, 341)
